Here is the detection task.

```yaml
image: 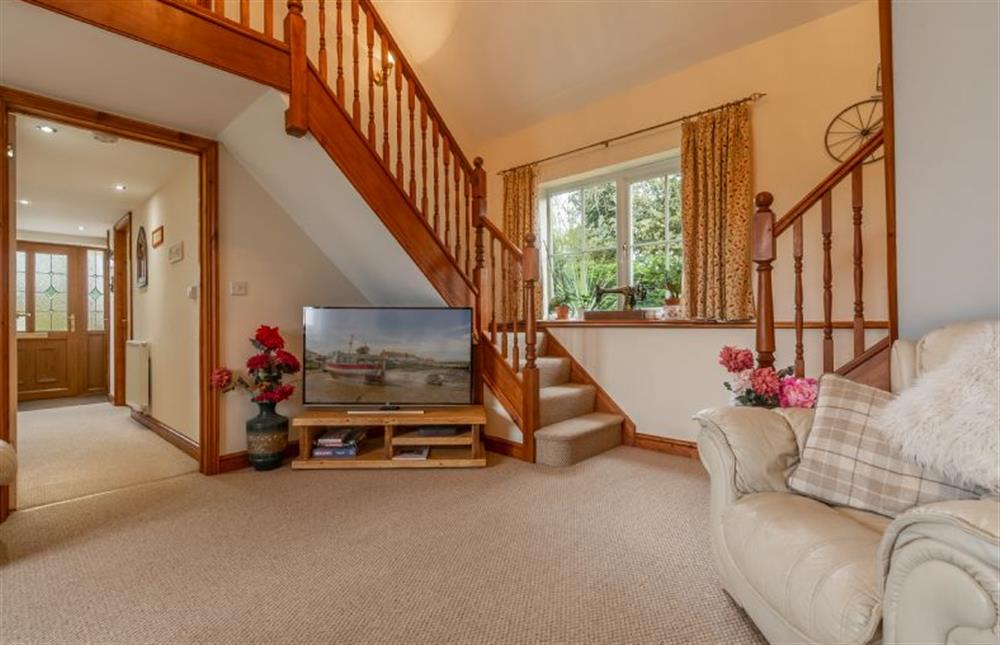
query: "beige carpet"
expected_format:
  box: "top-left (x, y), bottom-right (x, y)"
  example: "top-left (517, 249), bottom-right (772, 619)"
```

top-left (15, 402), bottom-right (199, 509)
top-left (0, 447), bottom-right (763, 644)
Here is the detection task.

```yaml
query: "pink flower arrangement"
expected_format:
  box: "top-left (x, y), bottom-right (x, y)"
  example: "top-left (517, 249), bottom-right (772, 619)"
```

top-left (718, 345), bottom-right (816, 408)
top-left (779, 376), bottom-right (819, 408)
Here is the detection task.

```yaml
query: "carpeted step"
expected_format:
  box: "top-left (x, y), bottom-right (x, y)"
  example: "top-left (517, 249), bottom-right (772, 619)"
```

top-left (535, 412), bottom-right (624, 467)
top-left (511, 356), bottom-right (571, 387)
top-left (538, 383), bottom-right (596, 428)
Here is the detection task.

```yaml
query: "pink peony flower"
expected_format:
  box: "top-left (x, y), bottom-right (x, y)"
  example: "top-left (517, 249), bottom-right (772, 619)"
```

top-left (749, 367), bottom-right (781, 398)
top-left (718, 345), bottom-right (755, 373)
top-left (728, 369), bottom-right (753, 396)
top-left (211, 367), bottom-right (233, 390)
top-left (779, 376), bottom-right (819, 408)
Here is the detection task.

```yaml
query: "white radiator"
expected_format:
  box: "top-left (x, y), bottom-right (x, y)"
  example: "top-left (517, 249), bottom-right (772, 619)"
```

top-left (126, 340), bottom-right (150, 412)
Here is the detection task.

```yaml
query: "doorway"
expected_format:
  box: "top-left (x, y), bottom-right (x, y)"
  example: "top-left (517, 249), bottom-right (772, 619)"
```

top-left (16, 242), bottom-right (109, 402)
top-left (0, 87), bottom-right (221, 518)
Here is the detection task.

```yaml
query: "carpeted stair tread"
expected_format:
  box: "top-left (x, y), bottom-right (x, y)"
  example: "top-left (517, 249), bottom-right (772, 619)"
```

top-left (511, 356), bottom-right (571, 387)
top-left (538, 383), bottom-right (596, 428)
top-left (535, 412), bottom-right (624, 467)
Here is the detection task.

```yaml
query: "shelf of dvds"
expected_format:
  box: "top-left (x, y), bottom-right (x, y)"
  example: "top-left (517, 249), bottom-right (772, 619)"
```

top-left (290, 406), bottom-right (487, 470)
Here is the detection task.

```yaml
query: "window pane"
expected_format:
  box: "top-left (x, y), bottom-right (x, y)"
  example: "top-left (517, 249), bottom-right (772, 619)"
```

top-left (15, 251), bottom-right (26, 332)
top-left (34, 252), bottom-right (69, 332)
top-left (630, 177), bottom-right (666, 245)
top-left (633, 243), bottom-right (667, 307)
top-left (87, 249), bottom-right (105, 331)
top-left (666, 173), bottom-right (683, 301)
top-left (549, 189), bottom-right (583, 257)
top-left (550, 250), bottom-right (618, 312)
top-left (583, 182), bottom-right (617, 251)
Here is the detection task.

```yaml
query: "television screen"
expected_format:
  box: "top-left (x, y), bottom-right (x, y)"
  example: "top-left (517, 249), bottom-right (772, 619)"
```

top-left (303, 307), bottom-right (473, 406)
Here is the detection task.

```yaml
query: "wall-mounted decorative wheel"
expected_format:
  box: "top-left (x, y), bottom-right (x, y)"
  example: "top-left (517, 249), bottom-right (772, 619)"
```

top-left (824, 98), bottom-right (884, 164)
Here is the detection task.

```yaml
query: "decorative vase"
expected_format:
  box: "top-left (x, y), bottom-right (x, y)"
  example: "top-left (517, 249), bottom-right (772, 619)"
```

top-left (555, 304), bottom-right (570, 320)
top-left (245, 402), bottom-right (288, 471)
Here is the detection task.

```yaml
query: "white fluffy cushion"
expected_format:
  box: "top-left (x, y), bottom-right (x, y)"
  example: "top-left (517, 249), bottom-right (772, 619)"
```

top-left (879, 323), bottom-right (1000, 494)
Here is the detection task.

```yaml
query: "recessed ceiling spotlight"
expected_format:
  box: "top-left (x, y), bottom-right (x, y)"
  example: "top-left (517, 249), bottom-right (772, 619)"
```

top-left (113, 183), bottom-right (127, 192)
top-left (36, 125), bottom-right (58, 134)
top-left (17, 199), bottom-right (31, 206)
top-left (93, 131), bottom-right (119, 144)
top-left (77, 225), bottom-right (86, 231)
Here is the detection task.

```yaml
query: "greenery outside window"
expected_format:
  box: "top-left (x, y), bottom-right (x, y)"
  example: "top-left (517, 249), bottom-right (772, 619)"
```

top-left (542, 157), bottom-right (682, 313)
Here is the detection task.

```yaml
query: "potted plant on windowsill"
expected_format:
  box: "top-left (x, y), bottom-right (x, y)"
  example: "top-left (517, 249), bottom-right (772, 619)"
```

top-left (551, 301), bottom-right (571, 320)
top-left (212, 325), bottom-right (301, 471)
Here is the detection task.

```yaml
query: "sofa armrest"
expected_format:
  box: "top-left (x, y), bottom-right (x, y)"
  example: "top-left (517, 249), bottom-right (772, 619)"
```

top-left (879, 498), bottom-right (1000, 644)
top-left (694, 407), bottom-right (804, 502)
top-left (891, 338), bottom-right (918, 394)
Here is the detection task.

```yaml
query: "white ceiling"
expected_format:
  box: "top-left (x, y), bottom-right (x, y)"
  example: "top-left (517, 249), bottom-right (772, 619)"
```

top-left (373, 0), bottom-right (861, 147)
top-left (14, 114), bottom-right (193, 237)
top-left (0, 0), bottom-right (268, 137)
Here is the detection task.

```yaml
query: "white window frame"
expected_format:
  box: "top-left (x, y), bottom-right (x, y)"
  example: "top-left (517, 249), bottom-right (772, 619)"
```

top-left (540, 155), bottom-right (681, 313)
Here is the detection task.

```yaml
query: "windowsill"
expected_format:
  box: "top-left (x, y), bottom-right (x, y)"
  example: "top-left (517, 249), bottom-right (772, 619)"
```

top-left (538, 319), bottom-right (891, 330)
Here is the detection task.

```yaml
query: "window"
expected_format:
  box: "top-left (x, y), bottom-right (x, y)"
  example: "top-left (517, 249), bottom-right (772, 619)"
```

top-left (15, 251), bottom-right (26, 332)
top-left (87, 249), bottom-right (105, 331)
top-left (543, 158), bottom-right (682, 313)
top-left (33, 251), bottom-right (69, 332)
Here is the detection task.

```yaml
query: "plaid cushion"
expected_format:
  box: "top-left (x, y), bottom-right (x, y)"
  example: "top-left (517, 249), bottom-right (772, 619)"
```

top-left (788, 374), bottom-right (978, 517)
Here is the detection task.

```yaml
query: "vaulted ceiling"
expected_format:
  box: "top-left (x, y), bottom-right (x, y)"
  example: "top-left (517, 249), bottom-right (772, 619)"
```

top-left (373, 0), bottom-right (861, 148)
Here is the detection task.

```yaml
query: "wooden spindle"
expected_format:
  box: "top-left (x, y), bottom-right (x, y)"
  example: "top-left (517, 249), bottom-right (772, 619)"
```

top-left (318, 0), bottom-right (328, 82)
top-left (420, 102), bottom-right (428, 217)
top-left (350, 0), bottom-right (360, 126)
top-left (793, 218), bottom-right (804, 377)
top-left (284, 0), bottom-right (308, 137)
top-left (443, 139), bottom-right (451, 251)
top-left (752, 192), bottom-right (776, 370)
top-left (522, 232), bottom-right (540, 464)
top-left (335, 0), bottom-right (344, 103)
top-left (365, 12), bottom-right (375, 146)
top-left (213, 0), bottom-right (223, 14)
top-left (454, 162), bottom-right (462, 263)
top-left (512, 259), bottom-right (521, 372)
top-left (465, 174), bottom-right (471, 276)
top-left (501, 245), bottom-right (509, 358)
top-left (408, 81), bottom-right (416, 203)
top-left (240, 0), bottom-right (249, 26)
top-left (380, 38), bottom-right (390, 166)
top-left (490, 237), bottom-right (497, 345)
top-left (852, 165), bottom-right (865, 358)
top-left (822, 190), bottom-right (834, 372)
top-left (394, 58), bottom-right (403, 186)
top-left (432, 120), bottom-right (440, 233)
top-left (472, 159), bottom-right (487, 335)
top-left (264, 0), bottom-right (274, 38)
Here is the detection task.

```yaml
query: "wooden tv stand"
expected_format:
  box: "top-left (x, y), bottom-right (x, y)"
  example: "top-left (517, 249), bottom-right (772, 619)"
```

top-left (290, 406), bottom-right (486, 470)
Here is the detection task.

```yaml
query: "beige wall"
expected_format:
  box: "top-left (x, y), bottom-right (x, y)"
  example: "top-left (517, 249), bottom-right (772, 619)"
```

top-left (218, 147), bottom-right (368, 454)
top-left (16, 230), bottom-right (108, 248)
top-left (477, 1), bottom-right (884, 443)
top-left (893, 0), bottom-right (1000, 338)
top-left (131, 157), bottom-right (201, 441)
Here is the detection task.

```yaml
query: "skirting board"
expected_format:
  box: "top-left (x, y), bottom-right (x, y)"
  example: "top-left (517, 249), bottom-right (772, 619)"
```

top-left (219, 441), bottom-right (300, 473)
top-left (130, 408), bottom-right (199, 460)
top-left (633, 432), bottom-right (699, 460)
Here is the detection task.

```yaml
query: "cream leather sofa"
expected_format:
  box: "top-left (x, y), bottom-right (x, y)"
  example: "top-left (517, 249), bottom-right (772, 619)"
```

top-left (695, 321), bottom-right (1000, 644)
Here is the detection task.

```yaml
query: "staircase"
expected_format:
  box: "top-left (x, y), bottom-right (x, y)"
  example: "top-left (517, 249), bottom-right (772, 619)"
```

top-left (24, 0), bottom-right (895, 466)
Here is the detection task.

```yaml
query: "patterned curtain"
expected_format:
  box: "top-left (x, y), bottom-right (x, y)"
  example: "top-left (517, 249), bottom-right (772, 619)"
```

top-left (680, 102), bottom-right (754, 321)
top-left (501, 165), bottom-right (541, 321)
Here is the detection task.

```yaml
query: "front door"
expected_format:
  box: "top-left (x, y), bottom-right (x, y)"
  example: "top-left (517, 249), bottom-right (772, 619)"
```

top-left (16, 242), bottom-right (108, 401)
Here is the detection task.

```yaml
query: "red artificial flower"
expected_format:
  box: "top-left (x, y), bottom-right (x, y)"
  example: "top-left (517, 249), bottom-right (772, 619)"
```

top-left (275, 349), bottom-right (301, 373)
top-left (254, 325), bottom-right (285, 350)
top-left (211, 367), bottom-right (233, 390)
top-left (255, 383), bottom-right (295, 403)
top-left (246, 353), bottom-right (271, 371)
top-left (718, 345), bottom-right (755, 373)
top-left (749, 367), bottom-right (781, 398)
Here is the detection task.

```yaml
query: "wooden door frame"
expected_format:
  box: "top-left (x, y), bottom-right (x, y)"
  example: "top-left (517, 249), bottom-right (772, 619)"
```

top-left (112, 212), bottom-right (132, 406)
top-left (0, 87), bottom-right (221, 515)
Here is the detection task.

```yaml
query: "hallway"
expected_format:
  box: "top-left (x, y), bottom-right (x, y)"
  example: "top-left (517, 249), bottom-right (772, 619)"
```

top-left (15, 401), bottom-right (198, 509)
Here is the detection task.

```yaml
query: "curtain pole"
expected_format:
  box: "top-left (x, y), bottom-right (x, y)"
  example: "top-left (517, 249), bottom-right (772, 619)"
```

top-left (497, 92), bottom-right (766, 176)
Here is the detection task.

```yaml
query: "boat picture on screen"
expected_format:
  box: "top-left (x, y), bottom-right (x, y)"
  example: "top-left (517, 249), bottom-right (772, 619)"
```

top-left (303, 307), bottom-right (472, 405)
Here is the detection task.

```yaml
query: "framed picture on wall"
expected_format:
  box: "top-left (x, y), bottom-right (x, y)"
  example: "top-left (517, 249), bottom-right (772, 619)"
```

top-left (136, 226), bottom-right (148, 288)
top-left (151, 225), bottom-right (164, 248)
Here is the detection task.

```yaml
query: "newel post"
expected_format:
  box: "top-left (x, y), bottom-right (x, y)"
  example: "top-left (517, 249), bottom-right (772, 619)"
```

top-left (471, 158), bottom-right (487, 334)
top-left (522, 233), bottom-right (539, 463)
top-left (752, 192), bottom-right (776, 369)
top-left (284, 0), bottom-right (309, 137)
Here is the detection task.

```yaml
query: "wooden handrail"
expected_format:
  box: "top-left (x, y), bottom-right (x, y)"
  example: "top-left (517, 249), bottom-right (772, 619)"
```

top-left (481, 219), bottom-right (523, 258)
top-left (773, 131), bottom-right (883, 236)
top-left (357, 0), bottom-right (473, 174)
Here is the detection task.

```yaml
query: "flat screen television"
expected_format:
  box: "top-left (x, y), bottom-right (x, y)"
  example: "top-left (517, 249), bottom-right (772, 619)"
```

top-left (302, 306), bottom-right (473, 407)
